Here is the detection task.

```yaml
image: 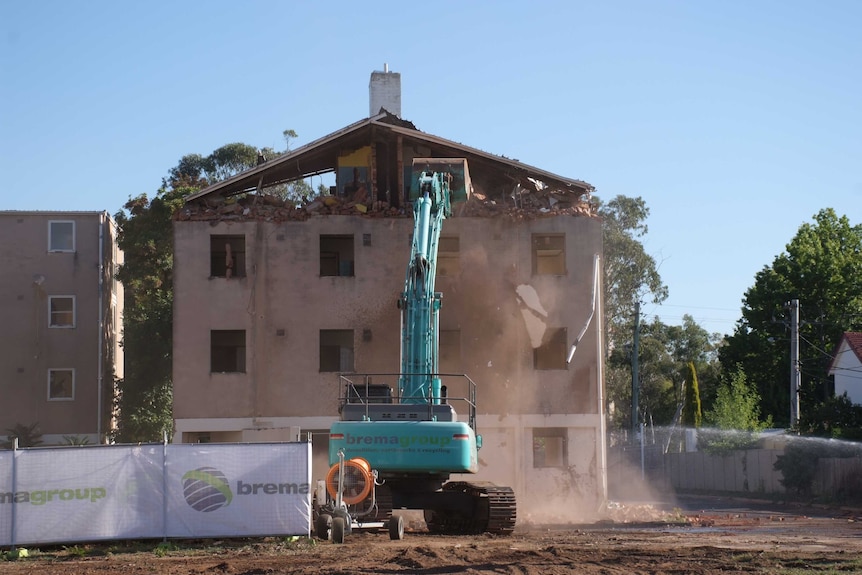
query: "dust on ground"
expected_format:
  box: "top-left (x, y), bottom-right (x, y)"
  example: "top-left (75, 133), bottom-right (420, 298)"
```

top-left (3, 500), bottom-right (861, 574)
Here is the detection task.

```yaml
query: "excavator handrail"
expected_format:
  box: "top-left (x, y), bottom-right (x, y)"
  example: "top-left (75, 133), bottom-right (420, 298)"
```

top-left (337, 372), bottom-right (478, 432)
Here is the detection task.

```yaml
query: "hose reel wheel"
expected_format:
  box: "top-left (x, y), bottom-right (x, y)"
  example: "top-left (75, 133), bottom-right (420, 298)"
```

top-left (325, 457), bottom-right (374, 505)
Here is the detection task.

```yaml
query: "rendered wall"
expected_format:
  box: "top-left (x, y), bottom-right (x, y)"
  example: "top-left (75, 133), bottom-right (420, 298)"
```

top-left (173, 213), bottom-right (605, 518)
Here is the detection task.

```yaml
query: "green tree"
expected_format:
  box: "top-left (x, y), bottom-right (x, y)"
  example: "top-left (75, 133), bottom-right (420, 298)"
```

top-left (606, 315), bottom-right (719, 430)
top-left (114, 188), bottom-right (185, 442)
top-left (719, 209), bottom-right (862, 427)
top-left (599, 196), bottom-right (668, 350)
top-left (700, 368), bottom-right (772, 454)
top-left (599, 196), bottom-right (669, 429)
top-left (681, 361), bottom-right (702, 428)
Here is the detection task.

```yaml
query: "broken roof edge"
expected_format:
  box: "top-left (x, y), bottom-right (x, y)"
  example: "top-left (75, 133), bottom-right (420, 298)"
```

top-left (185, 112), bottom-right (593, 203)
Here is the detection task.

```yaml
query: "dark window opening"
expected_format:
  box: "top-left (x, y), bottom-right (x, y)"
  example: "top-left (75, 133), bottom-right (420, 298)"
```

top-left (48, 369), bottom-right (74, 400)
top-left (320, 235), bottom-right (354, 277)
top-left (533, 428), bottom-right (568, 468)
top-left (534, 327), bottom-right (567, 370)
top-left (532, 234), bottom-right (566, 275)
top-left (320, 329), bottom-right (354, 372)
top-left (49, 221), bottom-right (75, 252)
top-left (211, 330), bottom-right (246, 373)
top-left (438, 236), bottom-right (460, 277)
top-left (211, 235), bottom-right (246, 278)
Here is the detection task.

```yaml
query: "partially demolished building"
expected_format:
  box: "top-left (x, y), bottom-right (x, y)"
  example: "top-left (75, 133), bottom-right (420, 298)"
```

top-left (172, 75), bottom-right (607, 519)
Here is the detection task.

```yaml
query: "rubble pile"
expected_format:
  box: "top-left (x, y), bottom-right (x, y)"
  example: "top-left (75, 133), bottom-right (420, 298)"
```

top-left (175, 188), bottom-right (596, 223)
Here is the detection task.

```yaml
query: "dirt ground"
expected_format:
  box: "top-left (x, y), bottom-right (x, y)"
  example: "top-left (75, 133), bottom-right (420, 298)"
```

top-left (3, 499), bottom-right (861, 574)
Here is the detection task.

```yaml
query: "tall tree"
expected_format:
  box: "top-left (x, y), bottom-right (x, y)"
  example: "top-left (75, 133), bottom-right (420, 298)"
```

top-left (599, 196), bottom-right (669, 430)
top-left (719, 209), bottom-right (862, 427)
top-left (599, 196), bottom-right (668, 350)
top-left (114, 189), bottom-right (184, 442)
top-left (681, 361), bottom-right (702, 428)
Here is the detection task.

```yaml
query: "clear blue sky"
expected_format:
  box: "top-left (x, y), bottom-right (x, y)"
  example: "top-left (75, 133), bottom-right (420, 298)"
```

top-left (2, 0), bottom-right (859, 336)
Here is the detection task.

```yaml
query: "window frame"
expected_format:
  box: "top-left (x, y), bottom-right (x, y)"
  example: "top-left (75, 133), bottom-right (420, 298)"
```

top-left (210, 329), bottom-right (247, 373)
top-left (531, 233), bottom-right (566, 276)
top-left (532, 427), bottom-right (568, 469)
top-left (533, 327), bottom-right (568, 370)
top-left (319, 329), bottom-right (355, 372)
top-left (437, 236), bottom-right (460, 277)
top-left (48, 368), bottom-right (75, 401)
top-left (48, 295), bottom-right (76, 328)
top-left (210, 234), bottom-right (247, 278)
top-left (48, 220), bottom-right (76, 253)
top-left (320, 235), bottom-right (355, 277)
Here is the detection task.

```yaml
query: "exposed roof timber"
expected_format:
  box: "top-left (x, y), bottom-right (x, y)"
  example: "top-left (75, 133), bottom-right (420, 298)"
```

top-left (185, 113), bottom-right (593, 202)
top-left (382, 123), bottom-right (593, 193)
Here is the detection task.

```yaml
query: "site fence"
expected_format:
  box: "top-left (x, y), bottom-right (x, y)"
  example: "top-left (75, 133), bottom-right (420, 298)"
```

top-left (0, 442), bottom-right (311, 547)
top-left (608, 428), bottom-right (862, 499)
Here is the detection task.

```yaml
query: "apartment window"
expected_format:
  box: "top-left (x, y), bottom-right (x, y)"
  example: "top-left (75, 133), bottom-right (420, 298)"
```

top-left (48, 368), bottom-right (75, 401)
top-left (320, 235), bottom-right (354, 277)
top-left (532, 234), bottom-right (566, 275)
top-left (534, 327), bottom-right (567, 370)
top-left (320, 329), bottom-right (354, 372)
top-left (211, 330), bottom-right (246, 373)
top-left (211, 235), bottom-right (246, 278)
top-left (437, 236), bottom-right (460, 276)
top-left (49, 296), bottom-right (76, 328)
top-left (533, 428), bottom-right (567, 468)
top-left (49, 220), bottom-right (75, 252)
top-left (439, 329), bottom-right (462, 373)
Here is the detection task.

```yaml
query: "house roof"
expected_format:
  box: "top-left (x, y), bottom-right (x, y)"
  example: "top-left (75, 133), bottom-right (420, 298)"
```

top-left (828, 332), bottom-right (862, 374)
top-left (184, 112), bottom-right (593, 203)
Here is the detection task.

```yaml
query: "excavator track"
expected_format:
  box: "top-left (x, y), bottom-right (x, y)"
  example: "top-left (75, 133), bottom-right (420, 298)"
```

top-left (425, 481), bottom-right (516, 535)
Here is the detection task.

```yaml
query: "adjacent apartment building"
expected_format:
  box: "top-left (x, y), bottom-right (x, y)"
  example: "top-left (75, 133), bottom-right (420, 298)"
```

top-left (0, 211), bottom-right (123, 445)
top-left (172, 69), bottom-right (607, 519)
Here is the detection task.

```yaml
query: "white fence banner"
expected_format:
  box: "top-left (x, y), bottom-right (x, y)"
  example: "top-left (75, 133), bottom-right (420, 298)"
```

top-left (0, 442), bottom-right (311, 546)
top-left (166, 443), bottom-right (311, 538)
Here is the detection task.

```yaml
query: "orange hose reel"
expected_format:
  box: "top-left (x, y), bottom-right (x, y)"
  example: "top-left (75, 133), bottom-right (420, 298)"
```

top-left (325, 457), bottom-right (374, 505)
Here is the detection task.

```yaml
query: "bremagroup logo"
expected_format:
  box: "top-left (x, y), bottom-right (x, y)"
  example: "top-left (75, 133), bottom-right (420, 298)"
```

top-left (182, 467), bottom-right (233, 512)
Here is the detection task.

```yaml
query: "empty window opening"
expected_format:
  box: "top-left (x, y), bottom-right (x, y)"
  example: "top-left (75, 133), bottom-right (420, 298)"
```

top-left (533, 428), bottom-right (568, 468)
top-left (437, 236), bottom-right (460, 276)
top-left (211, 330), bottom-right (246, 373)
top-left (534, 327), bottom-right (568, 370)
top-left (48, 368), bottom-right (75, 400)
top-left (320, 329), bottom-right (354, 372)
top-left (532, 234), bottom-right (566, 275)
top-left (320, 235), bottom-right (354, 277)
top-left (439, 329), bottom-right (462, 374)
top-left (49, 296), bottom-right (75, 328)
top-left (49, 220), bottom-right (75, 252)
top-left (211, 235), bottom-right (246, 278)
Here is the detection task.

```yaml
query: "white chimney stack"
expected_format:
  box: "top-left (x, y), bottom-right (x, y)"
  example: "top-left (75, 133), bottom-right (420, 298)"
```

top-left (369, 64), bottom-right (401, 118)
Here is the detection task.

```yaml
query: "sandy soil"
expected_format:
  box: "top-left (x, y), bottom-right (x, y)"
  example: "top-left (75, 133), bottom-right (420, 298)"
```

top-left (3, 501), bottom-right (861, 574)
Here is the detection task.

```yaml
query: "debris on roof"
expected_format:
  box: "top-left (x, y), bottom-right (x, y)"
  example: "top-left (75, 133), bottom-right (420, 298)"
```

top-left (175, 185), bottom-right (596, 223)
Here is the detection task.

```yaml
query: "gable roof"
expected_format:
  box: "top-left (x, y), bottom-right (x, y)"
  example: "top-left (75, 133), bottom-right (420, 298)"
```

top-left (185, 112), bottom-right (593, 203)
top-left (828, 332), bottom-right (862, 374)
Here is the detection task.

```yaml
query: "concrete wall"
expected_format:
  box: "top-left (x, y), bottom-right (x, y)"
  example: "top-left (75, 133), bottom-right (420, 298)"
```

top-left (0, 212), bottom-right (122, 444)
top-left (172, 212), bottom-right (605, 518)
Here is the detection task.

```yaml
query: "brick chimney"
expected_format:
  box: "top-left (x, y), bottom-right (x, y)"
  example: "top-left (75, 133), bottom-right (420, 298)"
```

top-left (369, 63), bottom-right (401, 118)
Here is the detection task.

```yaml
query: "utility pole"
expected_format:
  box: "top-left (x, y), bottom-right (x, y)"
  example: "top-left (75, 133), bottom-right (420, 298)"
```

top-left (631, 301), bottom-right (640, 435)
top-left (789, 299), bottom-right (801, 427)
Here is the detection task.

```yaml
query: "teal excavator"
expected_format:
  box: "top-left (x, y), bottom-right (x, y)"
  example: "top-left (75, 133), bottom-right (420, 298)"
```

top-left (314, 159), bottom-right (516, 543)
